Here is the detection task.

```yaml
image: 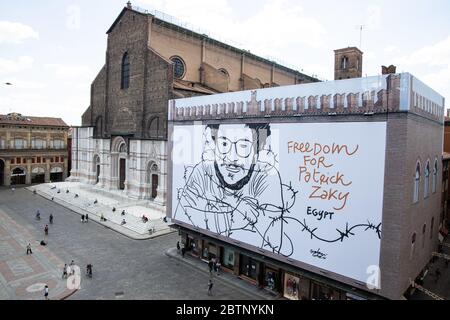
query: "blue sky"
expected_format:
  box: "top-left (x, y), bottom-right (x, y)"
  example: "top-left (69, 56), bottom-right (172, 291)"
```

top-left (1, 0), bottom-right (449, 125)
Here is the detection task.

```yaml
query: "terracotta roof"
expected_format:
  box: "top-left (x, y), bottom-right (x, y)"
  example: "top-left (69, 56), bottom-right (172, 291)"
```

top-left (0, 113), bottom-right (68, 127)
top-left (173, 80), bottom-right (219, 95)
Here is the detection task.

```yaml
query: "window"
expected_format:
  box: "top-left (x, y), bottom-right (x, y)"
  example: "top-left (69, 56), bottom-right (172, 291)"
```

top-left (0, 138), bottom-right (5, 149)
top-left (14, 138), bottom-right (26, 149)
top-left (52, 140), bottom-right (64, 149)
top-left (37, 157), bottom-right (41, 164)
top-left (413, 163), bottom-right (420, 203)
top-left (432, 158), bottom-right (438, 193)
top-left (341, 56), bottom-right (348, 70)
top-left (422, 224), bottom-right (426, 248)
top-left (121, 52), bottom-right (130, 89)
top-left (430, 217), bottom-right (435, 239)
top-left (11, 158), bottom-right (15, 165)
top-left (31, 138), bottom-right (46, 149)
top-left (424, 161), bottom-right (430, 198)
top-left (171, 56), bottom-right (185, 79)
top-left (219, 68), bottom-right (229, 78)
top-left (410, 233), bottom-right (416, 260)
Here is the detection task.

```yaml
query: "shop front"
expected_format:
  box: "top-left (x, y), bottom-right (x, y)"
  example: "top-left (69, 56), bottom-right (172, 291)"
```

top-left (239, 254), bottom-right (260, 284)
top-left (220, 246), bottom-right (235, 272)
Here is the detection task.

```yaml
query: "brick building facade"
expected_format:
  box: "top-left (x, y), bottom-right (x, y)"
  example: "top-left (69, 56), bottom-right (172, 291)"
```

top-left (168, 73), bottom-right (445, 300)
top-left (0, 113), bottom-right (69, 186)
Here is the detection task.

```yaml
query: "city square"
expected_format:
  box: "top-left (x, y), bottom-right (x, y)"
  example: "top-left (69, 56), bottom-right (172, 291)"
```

top-left (1, 0), bottom-right (450, 303)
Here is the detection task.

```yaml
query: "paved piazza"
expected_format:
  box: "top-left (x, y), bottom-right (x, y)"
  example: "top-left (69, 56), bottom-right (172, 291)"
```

top-left (0, 187), bottom-right (255, 300)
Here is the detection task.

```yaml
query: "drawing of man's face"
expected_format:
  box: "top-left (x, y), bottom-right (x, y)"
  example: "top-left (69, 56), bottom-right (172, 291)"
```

top-left (212, 124), bottom-right (258, 190)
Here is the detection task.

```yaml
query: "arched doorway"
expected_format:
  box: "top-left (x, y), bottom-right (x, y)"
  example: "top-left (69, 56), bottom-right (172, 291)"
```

top-left (0, 159), bottom-right (4, 186)
top-left (147, 162), bottom-right (159, 200)
top-left (11, 167), bottom-right (26, 185)
top-left (31, 167), bottom-right (45, 184)
top-left (50, 167), bottom-right (63, 182)
top-left (93, 155), bottom-right (100, 184)
top-left (111, 136), bottom-right (127, 191)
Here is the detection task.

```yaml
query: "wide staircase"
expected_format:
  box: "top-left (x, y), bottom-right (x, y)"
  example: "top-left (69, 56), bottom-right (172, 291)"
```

top-left (31, 182), bottom-right (171, 237)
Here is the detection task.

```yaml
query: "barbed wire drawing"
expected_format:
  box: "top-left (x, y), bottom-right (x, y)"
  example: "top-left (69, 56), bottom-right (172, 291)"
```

top-left (174, 123), bottom-right (382, 259)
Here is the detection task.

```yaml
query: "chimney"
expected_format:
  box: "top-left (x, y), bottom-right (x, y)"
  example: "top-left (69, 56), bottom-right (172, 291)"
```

top-left (382, 65), bottom-right (397, 75)
top-left (126, 1), bottom-right (132, 9)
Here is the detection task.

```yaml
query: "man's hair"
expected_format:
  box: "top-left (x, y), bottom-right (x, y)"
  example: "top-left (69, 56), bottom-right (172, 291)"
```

top-left (206, 123), bottom-right (271, 152)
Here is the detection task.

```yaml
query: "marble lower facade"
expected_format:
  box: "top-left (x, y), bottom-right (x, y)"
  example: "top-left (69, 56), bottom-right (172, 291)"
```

top-left (68, 127), bottom-right (167, 207)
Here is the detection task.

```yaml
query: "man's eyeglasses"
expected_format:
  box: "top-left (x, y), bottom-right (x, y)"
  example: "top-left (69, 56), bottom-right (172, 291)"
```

top-left (216, 137), bottom-right (254, 158)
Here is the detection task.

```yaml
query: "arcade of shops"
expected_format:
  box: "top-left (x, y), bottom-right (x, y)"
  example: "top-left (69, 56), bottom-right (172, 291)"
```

top-left (178, 227), bottom-right (384, 300)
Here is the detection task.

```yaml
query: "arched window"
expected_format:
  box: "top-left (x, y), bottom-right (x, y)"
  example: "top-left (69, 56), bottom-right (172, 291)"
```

top-left (170, 56), bottom-right (185, 79)
top-left (413, 162), bottom-right (420, 203)
top-left (14, 138), bottom-right (27, 149)
top-left (0, 138), bottom-right (5, 149)
top-left (51, 140), bottom-right (65, 149)
top-left (422, 224), bottom-right (426, 248)
top-left (432, 158), bottom-right (438, 193)
top-left (31, 138), bottom-right (46, 149)
top-left (121, 52), bottom-right (130, 89)
top-left (219, 68), bottom-right (229, 78)
top-left (430, 217), bottom-right (435, 239)
top-left (410, 232), bottom-right (416, 260)
top-left (341, 56), bottom-right (348, 70)
top-left (424, 161), bottom-right (430, 198)
top-left (94, 116), bottom-right (103, 137)
top-left (148, 117), bottom-right (159, 139)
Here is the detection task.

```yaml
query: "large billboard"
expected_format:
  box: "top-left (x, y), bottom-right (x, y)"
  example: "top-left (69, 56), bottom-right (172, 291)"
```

top-left (171, 121), bottom-right (386, 284)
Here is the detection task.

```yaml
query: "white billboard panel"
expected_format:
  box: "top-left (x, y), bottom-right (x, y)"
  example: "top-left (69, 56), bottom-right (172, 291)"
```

top-left (171, 121), bottom-right (386, 284)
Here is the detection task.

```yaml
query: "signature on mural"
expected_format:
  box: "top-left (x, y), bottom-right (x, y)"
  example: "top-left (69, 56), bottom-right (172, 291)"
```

top-left (173, 123), bottom-right (382, 258)
top-left (310, 248), bottom-right (327, 260)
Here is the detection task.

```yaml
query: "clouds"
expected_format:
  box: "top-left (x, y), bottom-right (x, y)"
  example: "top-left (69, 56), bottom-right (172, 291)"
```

top-left (45, 63), bottom-right (92, 79)
top-left (398, 36), bottom-right (450, 67)
top-left (0, 56), bottom-right (34, 74)
top-left (396, 36), bottom-right (450, 101)
top-left (137, 0), bottom-right (326, 55)
top-left (0, 21), bottom-right (39, 44)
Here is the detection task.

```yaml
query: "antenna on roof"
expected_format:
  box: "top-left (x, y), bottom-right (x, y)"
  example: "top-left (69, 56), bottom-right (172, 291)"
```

top-left (355, 25), bottom-right (365, 49)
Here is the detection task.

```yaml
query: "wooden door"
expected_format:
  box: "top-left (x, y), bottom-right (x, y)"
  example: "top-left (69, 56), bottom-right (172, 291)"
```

top-left (151, 174), bottom-right (158, 199)
top-left (119, 159), bottom-right (126, 190)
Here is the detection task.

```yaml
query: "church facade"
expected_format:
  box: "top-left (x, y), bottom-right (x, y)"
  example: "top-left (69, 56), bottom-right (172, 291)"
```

top-left (69, 3), bottom-right (317, 208)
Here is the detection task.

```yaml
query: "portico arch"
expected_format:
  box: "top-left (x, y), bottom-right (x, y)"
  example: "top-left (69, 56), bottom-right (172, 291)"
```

top-left (0, 158), bottom-right (4, 186)
top-left (11, 166), bottom-right (26, 185)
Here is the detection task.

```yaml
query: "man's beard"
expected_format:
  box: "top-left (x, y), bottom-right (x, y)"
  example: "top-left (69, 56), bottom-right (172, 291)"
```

top-left (214, 161), bottom-right (255, 191)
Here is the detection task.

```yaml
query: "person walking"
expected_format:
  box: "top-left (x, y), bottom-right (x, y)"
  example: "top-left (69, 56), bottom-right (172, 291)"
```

top-left (181, 247), bottom-right (186, 258)
top-left (215, 261), bottom-right (221, 276)
top-left (62, 264), bottom-right (68, 279)
top-left (81, 214), bottom-right (85, 223)
top-left (176, 241), bottom-right (181, 252)
top-left (26, 243), bottom-right (32, 255)
top-left (44, 285), bottom-right (49, 300)
top-left (208, 259), bottom-right (214, 274)
top-left (44, 224), bottom-right (49, 236)
top-left (207, 280), bottom-right (214, 296)
top-left (85, 214), bottom-right (89, 223)
top-left (49, 214), bottom-right (53, 224)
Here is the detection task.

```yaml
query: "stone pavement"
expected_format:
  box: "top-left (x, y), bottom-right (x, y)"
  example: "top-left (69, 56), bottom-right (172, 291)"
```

top-left (0, 204), bottom-right (76, 300)
top-left (0, 187), bottom-right (259, 300)
top-left (165, 247), bottom-right (284, 300)
top-left (29, 182), bottom-right (174, 240)
top-left (410, 235), bottom-right (450, 300)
